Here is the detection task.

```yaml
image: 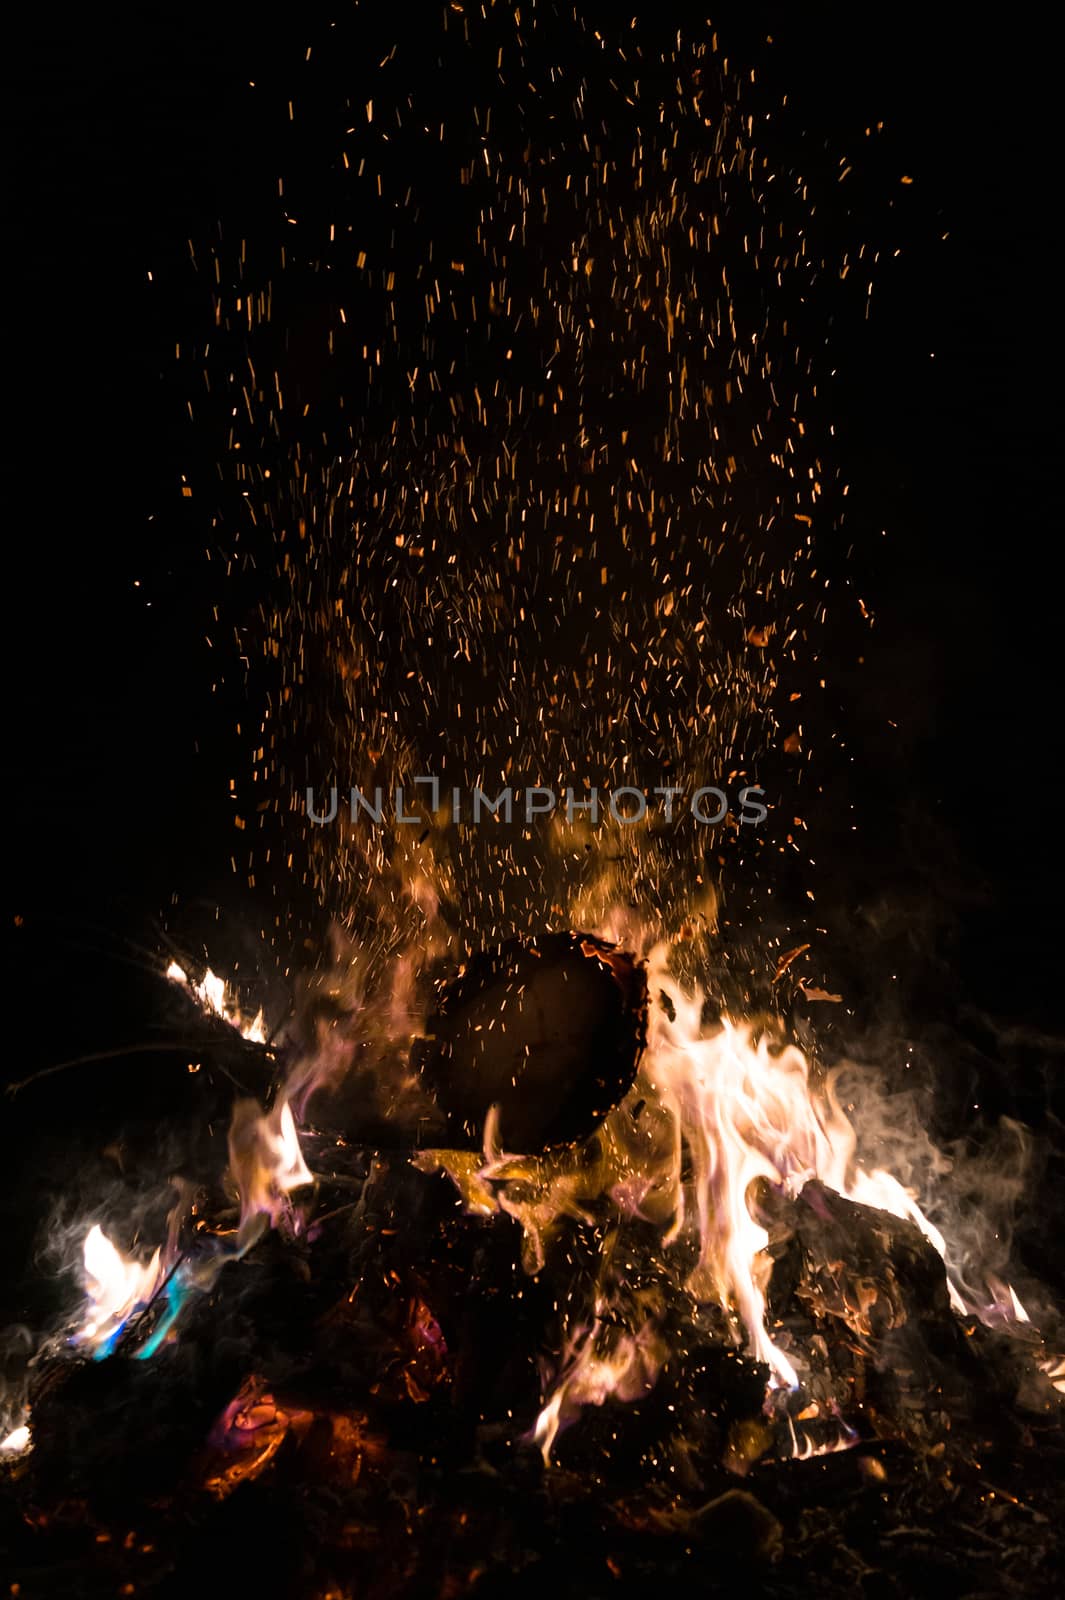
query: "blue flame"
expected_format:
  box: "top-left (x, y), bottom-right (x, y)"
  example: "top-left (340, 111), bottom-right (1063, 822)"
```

top-left (134, 1274), bottom-right (190, 1361)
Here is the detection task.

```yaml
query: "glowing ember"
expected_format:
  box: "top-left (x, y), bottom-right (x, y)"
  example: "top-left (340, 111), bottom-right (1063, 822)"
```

top-left (201, 1377), bottom-right (381, 1500)
top-left (203, 1379), bottom-right (312, 1499)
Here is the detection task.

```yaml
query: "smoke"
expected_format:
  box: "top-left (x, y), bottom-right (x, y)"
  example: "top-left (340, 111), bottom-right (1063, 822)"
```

top-left (832, 1060), bottom-right (1034, 1316)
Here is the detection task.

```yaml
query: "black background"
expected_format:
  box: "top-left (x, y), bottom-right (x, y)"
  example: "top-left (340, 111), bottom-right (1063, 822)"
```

top-left (2, 3), bottom-right (1062, 1299)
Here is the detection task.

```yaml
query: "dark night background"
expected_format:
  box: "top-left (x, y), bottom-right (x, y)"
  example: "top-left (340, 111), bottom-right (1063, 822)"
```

top-left (2, 2), bottom-right (1063, 1321)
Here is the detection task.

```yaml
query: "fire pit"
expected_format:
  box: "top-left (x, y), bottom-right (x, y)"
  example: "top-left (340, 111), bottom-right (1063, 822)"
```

top-left (3, 928), bottom-right (1064, 1597)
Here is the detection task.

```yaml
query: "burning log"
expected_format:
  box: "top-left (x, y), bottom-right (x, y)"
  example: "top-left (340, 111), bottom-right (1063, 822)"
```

top-left (285, 932), bottom-right (647, 1158)
top-left (413, 932), bottom-right (648, 1151)
top-left (759, 1179), bottom-right (1057, 1450)
top-left (766, 1178), bottom-right (955, 1346)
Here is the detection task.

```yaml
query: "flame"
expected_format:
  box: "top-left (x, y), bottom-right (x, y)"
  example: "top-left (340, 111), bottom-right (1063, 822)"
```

top-left (424, 935), bottom-right (1048, 1462)
top-left (786, 1416), bottom-right (860, 1460)
top-left (976, 1273), bottom-right (1032, 1327)
top-left (1009, 1284), bottom-right (1031, 1322)
top-left (0, 1424), bottom-right (31, 1458)
top-left (75, 1224), bottom-right (165, 1355)
top-left (228, 1098), bottom-right (314, 1241)
top-left (1040, 1356), bottom-right (1065, 1395)
top-left (71, 1095), bottom-right (313, 1359)
top-left (647, 1005), bottom-right (821, 1388)
top-left (639, 944), bottom-right (1001, 1375)
top-left (532, 1299), bottom-right (667, 1465)
top-left (167, 960), bottom-right (266, 1043)
top-left (64, 926), bottom-right (1051, 1461)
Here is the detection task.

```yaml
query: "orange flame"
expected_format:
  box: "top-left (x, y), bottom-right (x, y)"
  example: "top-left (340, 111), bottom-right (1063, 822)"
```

top-left (532, 1299), bottom-right (667, 1464)
top-left (423, 933), bottom-right (1048, 1461)
top-left (228, 1098), bottom-right (314, 1242)
top-left (167, 961), bottom-right (266, 1043)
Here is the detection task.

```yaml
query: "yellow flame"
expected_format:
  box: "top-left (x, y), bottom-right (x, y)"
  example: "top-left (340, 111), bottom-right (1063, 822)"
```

top-left (0, 1424), bottom-right (31, 1458)
top-left (228, 1098), bottom-right (314, 1241)
top-left (1009, 1283), bottom-right (1030, 1323)
top-left (76, 1224), bottom-right (163, 1349)
top-left (786, 1417), bottom-right (859, 1460)
top-left (1040, 1356), bottom-right (1065, 1394)
top-left (532, 1298), bottom-right (667, 1465)
top-left (167, 961), bottom-right (266, 1043)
